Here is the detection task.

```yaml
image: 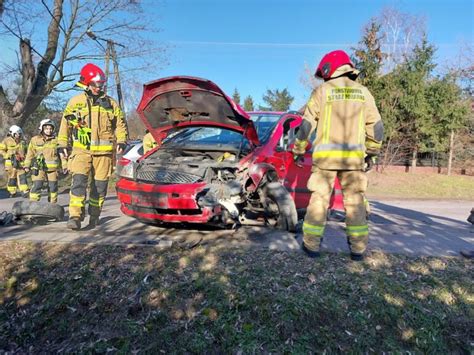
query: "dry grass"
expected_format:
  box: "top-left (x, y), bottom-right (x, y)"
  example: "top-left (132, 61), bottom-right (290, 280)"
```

top-left (1, 242), bottom-right (472, 353)
top-left (367, 171), bottom-right (474, 199)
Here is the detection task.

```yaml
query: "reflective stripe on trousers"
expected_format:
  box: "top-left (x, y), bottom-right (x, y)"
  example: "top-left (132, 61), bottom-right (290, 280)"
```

top-left (303, 167), bottom-right (369, 254)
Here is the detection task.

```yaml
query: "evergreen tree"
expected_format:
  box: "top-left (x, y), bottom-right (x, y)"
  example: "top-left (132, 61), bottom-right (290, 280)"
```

top-left (232, 88), bottom-right (241, 105)
top-left (243, 95), bottom-right (254, 111)
top-left (353, 15), bottom-right (472, 171)
top-left (262, 88), bottom-right (294, 111)
top-left (352, 20), bottom-right (385, 90)
top-left (396, 37), bottom-right (436, 167)
top-left (424, 74), bottom-right (469, 151)
top-left (425, 73), bottom-right (471, 173)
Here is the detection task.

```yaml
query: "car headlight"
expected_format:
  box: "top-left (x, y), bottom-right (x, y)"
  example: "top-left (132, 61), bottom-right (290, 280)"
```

top-left (117, 158), bottom-right (135, 179)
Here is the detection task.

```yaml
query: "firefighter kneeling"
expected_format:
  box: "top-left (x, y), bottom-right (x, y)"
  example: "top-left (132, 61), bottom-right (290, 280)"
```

top-left (24, 119), bottom-right (66, 204)
top-left (58, 63), bottom-right (128, 230)
top-left (293, 50), bottom-right (384, 261)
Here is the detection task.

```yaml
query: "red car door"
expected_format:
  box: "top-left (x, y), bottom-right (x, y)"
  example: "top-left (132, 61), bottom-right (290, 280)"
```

top-left (270, 116), bottom-right (344, 211)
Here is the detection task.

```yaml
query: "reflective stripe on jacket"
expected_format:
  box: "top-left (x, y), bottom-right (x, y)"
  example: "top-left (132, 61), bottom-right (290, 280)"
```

top-left (299, 76), bottom-right (384, 170)
top-left (58, 91), bottom-right (128, 155)
top-left (24, 135), bottom-right (65, 171)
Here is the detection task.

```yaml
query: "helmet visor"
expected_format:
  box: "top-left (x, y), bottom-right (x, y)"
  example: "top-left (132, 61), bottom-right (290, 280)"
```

top-left (89, 80), bottom-right (105, 89)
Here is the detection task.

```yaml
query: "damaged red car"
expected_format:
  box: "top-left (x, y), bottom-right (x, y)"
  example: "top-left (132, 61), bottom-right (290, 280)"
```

top-left (116, 76), bottom-right (343, 231)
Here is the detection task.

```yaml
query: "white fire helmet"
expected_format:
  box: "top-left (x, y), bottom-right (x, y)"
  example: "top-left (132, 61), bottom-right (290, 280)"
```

top-left (9, 125), bottom-right (23, 136)
top-left (39, 118), bottom-right (56, 132)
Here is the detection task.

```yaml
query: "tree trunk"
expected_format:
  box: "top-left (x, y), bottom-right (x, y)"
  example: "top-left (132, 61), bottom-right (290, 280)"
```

top-left (411, 145), bottom-right (417, 172)
top-left (0, 0), bottom-right (63, 134)
top-left (381, 135), bottom-right (393, 173)
top-left (447, 129), bottom-right (454, 176)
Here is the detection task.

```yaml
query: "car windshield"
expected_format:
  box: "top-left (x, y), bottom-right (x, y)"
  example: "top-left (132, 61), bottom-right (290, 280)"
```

top-left (250, 113), bottom-right (281, 144)
top-left (161, 126), bottom-right (249, 149)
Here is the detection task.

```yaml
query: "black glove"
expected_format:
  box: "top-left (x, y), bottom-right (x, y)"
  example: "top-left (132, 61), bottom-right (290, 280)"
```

top-left (364, 155), bottom-right (377, 172)
top-left (116, 143), bottom-right (126, 154)
top-left (293, 154), bottom-right (305, 168)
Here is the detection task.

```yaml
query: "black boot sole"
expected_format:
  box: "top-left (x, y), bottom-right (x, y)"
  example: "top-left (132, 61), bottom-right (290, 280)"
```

top-left (302, 244), bottom-right (321, 258)
top-left (350, 253), bottom-right (364, 261)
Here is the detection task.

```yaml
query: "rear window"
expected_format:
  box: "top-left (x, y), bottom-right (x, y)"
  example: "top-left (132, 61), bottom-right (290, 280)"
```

top-left (123, 142), bottom-right (141, 154)
top-left (162, 127), bottom-right (248, 147)
top-left (250, 113), bottom-right (281, 143)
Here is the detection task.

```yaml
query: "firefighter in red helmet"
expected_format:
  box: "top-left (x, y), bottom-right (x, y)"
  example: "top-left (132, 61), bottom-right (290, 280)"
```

top-left (58, 63), bottom-right (128, 230)
top-left (293, 50), bottom-right (384, 261)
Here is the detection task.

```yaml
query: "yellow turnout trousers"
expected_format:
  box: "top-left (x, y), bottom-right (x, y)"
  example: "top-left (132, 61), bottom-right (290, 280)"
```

top-left (29, 171), bottom-right (58, 203)
top-left (303, 167), bottom-right (369, 254)
top-left (6, 167), bottom-right (29, 195)
top-left (67, 152), bottom-right (112, 220)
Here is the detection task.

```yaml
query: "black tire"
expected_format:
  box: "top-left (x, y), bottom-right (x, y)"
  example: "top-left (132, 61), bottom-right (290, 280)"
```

top-left (262, 182), bottom-right (298, 232)
top-left (12, 201), bottom-right (65, 222)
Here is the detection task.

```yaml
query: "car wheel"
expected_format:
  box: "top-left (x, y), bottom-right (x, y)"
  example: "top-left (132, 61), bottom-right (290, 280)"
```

top-left (12, 201), bottom-right (65, 222)
top-left (261, 182), bottom-right (298, 232)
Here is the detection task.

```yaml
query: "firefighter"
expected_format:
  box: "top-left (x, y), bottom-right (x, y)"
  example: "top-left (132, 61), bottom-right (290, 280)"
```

top-left (293, 50), bottom-right (384, 261)
top-left (460, 208), bottom-right (474, 259)
top-left (24, 119), bottom-right (66, 203)
top-left (58, 63), bottom-right (128, 230)
top-left (0, 125), bottom-right (29, 197)
top-left (142, 130), bottom-right (157, 154)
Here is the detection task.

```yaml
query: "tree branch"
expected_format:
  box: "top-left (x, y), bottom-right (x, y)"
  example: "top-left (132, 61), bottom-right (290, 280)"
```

top-left (41, 0), bottom-right (66, 34)
top-left (35, 0), bottom-right (63, 96)
top-left (48, 0), bottom-right (79, 91)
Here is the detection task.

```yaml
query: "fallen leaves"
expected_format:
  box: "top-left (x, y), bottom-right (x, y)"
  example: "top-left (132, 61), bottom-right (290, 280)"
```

top-left (0, 242), bottom-right (472, 353)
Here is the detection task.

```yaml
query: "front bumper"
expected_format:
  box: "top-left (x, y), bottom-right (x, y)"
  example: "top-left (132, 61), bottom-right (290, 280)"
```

top-left (116, 178), bottom-right (222, 224)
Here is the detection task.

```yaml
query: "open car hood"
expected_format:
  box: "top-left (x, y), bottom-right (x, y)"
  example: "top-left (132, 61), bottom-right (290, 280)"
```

top-left (137, 76), bottom-right (259, 145)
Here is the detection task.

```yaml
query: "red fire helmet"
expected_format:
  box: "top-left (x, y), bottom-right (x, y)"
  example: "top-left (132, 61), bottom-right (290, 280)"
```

top-left (315, 50), bottom-right (355, 80)
top-left (79, 63), bottom-right (106, 86)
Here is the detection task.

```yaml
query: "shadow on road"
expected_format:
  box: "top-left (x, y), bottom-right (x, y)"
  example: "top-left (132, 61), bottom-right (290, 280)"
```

top-left (365, 201), bottom-right (472, 256)
top-left (0, 195), bottom-right (472, 257)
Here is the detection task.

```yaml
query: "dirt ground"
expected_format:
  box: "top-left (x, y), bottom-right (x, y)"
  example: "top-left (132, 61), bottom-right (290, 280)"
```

top-left (0, 189), bottom-right (472, 257)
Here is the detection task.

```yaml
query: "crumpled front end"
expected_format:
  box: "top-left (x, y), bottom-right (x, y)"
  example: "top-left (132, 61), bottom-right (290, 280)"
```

top-left (115, 147), bottom-right (248, 225)
top-left (116, 179), bottom-right (223, 224)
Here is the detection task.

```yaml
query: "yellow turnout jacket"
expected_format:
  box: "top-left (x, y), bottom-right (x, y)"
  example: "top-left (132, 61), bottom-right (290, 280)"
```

top-left (0, 136), bottom-right (27, 169)
top-left (58, 91), bottom-right (128, 155)
top-left (295, 74), bottom-right (383, 170)
top-left (24, 134), bottom-right (66, 171)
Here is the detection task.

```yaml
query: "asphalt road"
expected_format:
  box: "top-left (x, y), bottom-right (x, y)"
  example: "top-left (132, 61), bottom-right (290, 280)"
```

top-left (0, 190), bottom-right (472, 257)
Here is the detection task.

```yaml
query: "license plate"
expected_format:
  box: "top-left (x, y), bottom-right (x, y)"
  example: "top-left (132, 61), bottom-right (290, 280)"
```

top-left (133, 192), bottom-right (168, 209)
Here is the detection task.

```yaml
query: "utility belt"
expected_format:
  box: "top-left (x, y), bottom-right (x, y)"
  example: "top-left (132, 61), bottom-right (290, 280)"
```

top-left (30, 155), bottom-right (59, 175)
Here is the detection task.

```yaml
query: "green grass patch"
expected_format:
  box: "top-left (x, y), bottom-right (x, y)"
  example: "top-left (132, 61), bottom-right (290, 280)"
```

top-left (0, 242), bottom-right (472, 352)
top-left (367, 171), bottom-right (474, 199)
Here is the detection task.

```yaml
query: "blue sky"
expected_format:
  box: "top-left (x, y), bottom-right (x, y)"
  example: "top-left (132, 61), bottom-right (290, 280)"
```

top-left (1, 0), bottom-right (473, 111)
top-left (154, 0), bottom-right (473, 109)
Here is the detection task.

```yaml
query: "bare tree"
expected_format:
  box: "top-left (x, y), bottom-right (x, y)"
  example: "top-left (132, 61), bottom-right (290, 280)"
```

top-left (378, 6), bottom-right (426, 72)
top-left (299, 62), bottom-right (321, 91)
top-left (0, 0), bottom-right (167, 132)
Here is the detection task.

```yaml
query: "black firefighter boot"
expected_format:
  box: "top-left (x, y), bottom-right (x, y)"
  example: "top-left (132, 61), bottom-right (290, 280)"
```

top-left (460, 250), bottom-right (474, 259)
top-left (67, 218), bottom-right (81, 230)
top-left (302, 244), bottom-right (321, 258)
top-left (88, 215), bottom-right (100, 229)
top-left (350, 253), bottom-right (365, 261)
